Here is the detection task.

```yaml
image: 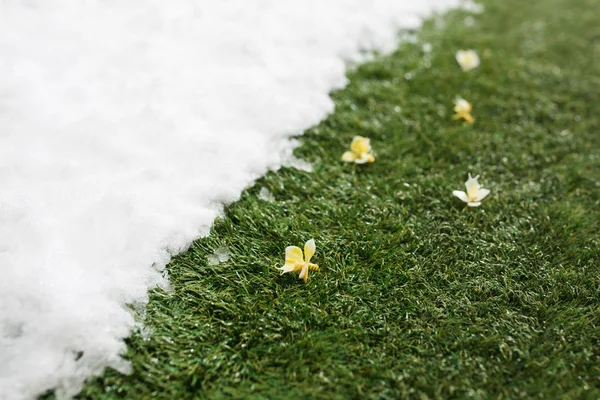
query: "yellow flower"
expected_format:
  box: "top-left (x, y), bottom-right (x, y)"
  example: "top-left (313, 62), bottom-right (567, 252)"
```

top-left (456, 49), bottom-right (480, 71)
top-left (453, 97), bottom-right (475, 124)
top-left (277, 239), bottom-right (319, 283)
top-left (453, 173), bottom-right (491, 207)
top-left (342, 136), bottom-right (375, 164)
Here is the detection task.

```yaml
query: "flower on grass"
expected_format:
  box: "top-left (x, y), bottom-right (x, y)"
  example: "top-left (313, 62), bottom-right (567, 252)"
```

top-left (453, 173), bottom-right (490, 207)
top-left (453, 97), bottom-right (475, 123)
top-left (455, 49), bottom-right (480, 71)
top-left (277, 239), bottom-right (319, 283)
top-left (342, 136), bottom-right (375, 164)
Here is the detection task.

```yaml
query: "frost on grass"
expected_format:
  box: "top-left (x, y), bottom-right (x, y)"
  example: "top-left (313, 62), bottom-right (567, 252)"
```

top-left (208, 247), bottom-right (231, 266)
top-left (0, 0), bottom-right (462, 399)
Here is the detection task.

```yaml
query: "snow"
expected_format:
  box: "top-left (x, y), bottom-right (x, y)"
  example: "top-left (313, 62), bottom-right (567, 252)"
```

top-left (0, 0), bottom-right (464, 398)
top-left (259, 187), bottom-right (276, 202)
top-left (207, 247), bottom-right (231, 266)
top-left (462, 0), bottom-right (485, 13)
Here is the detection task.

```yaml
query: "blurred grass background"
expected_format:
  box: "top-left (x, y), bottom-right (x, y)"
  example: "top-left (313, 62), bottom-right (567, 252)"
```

top-left (75, 0), bottom-right (600, 398)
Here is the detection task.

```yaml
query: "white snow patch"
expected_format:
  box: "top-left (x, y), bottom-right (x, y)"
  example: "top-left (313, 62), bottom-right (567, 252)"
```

top-left (279, 139), bottom-right (314, 173)
top-left (0, 0), bottom-right (461, 398)
top-left (461, 0), bottom-right (485, 14)
top-left (285, 156), bottom-right (314, 173)
top-left (207, 247), bottom-right (231, 266)
top-left (258, 188), bottom-right (276, 202)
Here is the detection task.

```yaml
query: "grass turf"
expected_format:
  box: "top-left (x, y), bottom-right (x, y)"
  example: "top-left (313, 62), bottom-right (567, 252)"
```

top-left (75, 0), bottom-right (600, 398)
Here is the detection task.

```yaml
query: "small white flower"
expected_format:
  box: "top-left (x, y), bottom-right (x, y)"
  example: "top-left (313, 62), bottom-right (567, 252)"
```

top-left (453, 173), bottom-right (490, 207)
top-left (455, 49), bottom-right (480, 71)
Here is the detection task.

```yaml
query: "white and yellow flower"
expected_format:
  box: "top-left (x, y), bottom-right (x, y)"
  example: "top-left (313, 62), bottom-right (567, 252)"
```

top-left (342, 136), bottom-right (375, 164)
top-left (453, 97), bottom-right (475, 123)
top-left (277, 239), bottom-right (319, 283)
top-left (453, 174), bottom-right (491, 207)
top-left (455, 49), bottom-right (480, 71)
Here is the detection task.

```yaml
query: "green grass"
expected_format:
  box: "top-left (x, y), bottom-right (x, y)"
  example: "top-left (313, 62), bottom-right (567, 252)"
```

top-left (77, 0), bottom-right (600, 398)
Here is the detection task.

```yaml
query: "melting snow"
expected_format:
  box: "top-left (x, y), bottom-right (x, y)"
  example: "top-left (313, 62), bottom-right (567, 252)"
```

top-left (258, 187), bottom-right (276, 202)
top-left (0, 0), bottom-right (463, 398)
top-left (207, 247), bottom-right (231, 266)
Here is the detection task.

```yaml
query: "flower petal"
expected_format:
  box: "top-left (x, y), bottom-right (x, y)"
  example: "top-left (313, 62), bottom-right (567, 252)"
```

top-left (467, 201), bottom-right (481, 207)
top-left (454, 112), bottom-right (475, 123)
top-left (463, 113), bottom-right (475, 124)
top-left (465, 175), bottom-right (481, 198)
top-left (351, 136), bottom-right (370, 154)
top-left (354, 153), bottom-right (373, 164)
top-left (453, 190), bottom-right (469, 203)
top-left (285, 246), bottom-right (304, 265)
top-left (454, 98), bottom-right (472, 113)
top-left (356, 153), bottom-right (375, 164)
top-left (277, 261), bottom-right (300, 274)
top-left (298, 263), bottom-right (309, 283)
top-left (342, 151), bottom-right (357, 162)
top-left (473, 188), bottom-right (490, 202)
top-left (304, 239), bottom-right (316, 264)
top-left (456, 50), bottom-right (480, 71)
